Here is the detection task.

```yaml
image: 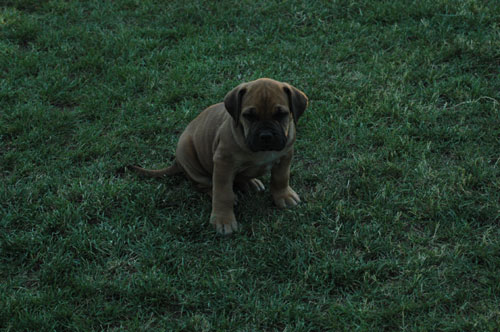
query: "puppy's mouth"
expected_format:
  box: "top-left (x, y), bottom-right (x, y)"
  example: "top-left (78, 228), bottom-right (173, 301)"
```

top-left (246, 126), bottom-right (287, 152)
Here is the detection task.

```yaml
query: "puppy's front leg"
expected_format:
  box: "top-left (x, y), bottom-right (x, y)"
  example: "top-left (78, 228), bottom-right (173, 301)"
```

top-left (210, 159), bottom-right (238, 235)
top-left (271, 150), bottom-right (301, 208)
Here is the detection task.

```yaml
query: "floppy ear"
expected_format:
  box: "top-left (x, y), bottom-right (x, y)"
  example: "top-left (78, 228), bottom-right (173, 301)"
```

top-left (224, 83), bottom-right (247, 127)
top-left (283, 84), bottom-right (308, 124)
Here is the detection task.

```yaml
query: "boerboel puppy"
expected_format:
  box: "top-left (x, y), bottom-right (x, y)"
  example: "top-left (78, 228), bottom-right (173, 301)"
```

top-left (130, 78), bottom-right (308, 235)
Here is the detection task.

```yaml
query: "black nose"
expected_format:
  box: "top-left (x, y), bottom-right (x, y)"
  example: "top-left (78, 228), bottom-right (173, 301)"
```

top-left (259, 131), bottom-right (274, 142)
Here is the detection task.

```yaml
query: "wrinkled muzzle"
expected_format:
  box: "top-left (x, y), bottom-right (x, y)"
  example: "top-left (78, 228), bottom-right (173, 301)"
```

top-left (246, 123), bottom-right (287, 152)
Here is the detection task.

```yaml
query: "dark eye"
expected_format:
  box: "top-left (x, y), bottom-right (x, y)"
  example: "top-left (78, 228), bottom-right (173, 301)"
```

top-left (243, 112), bottom-right (258, 122)
top-left (274, 111), bottom-right (289, 121)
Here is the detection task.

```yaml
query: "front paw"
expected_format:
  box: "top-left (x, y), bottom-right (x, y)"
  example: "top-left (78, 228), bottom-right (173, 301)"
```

top-left (210, 212), bottom-right (239, 235)
top-left (272, 186), bottom-right (301, 208)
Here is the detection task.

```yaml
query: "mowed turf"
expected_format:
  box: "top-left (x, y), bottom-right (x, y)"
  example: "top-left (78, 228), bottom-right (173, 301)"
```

top-left (1, 0), bottom-right (499, 330)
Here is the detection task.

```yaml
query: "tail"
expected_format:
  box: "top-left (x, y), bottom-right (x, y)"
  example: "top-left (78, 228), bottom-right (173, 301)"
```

top-left (127, 162), bottom-right (182, 178)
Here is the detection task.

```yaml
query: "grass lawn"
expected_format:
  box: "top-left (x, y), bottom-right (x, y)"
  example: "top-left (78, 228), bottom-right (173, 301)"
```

top-left (1, 0), bottom-right (500, 330)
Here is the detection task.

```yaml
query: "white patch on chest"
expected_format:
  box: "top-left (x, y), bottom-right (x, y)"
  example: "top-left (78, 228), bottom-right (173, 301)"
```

top-left (253, 150), bottom-right (285, 167)
top-left (236, 149), bottom-right (288, 178)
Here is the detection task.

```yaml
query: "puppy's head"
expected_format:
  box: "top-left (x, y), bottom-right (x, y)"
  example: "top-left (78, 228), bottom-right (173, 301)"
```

top-left (224, 78), bottom-right (308, 152)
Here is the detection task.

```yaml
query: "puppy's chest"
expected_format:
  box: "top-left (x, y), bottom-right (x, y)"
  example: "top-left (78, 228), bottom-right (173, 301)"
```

top-left (237, 151), bottom-right (283, 178)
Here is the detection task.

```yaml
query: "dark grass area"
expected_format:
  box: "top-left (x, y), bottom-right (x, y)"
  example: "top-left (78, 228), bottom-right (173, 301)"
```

top-left (1, 0), bottom-right (499, 330)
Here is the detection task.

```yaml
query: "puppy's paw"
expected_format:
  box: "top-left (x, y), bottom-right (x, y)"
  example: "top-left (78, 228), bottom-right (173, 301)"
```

top-left (272, 186), bottom-right (301, 208)
top-left (210, 212), bottom-right (239, 235)
top-left (248, 178), bottom-right (265, 192)
top-left (235, 178), bottom-right (265, 193)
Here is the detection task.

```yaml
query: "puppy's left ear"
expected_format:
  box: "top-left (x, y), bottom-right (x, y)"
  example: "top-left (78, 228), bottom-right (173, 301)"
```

top-left (283, 84), bottom-right (308, 124)
top-left (224, 83), bottom-right (247, 127)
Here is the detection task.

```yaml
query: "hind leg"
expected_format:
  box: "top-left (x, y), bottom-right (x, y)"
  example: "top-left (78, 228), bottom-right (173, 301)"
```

top-left (176, 134), bottom-right (213, 192)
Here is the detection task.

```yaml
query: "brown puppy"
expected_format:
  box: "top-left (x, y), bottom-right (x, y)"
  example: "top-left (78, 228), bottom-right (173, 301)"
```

top-left (130, 78), bottom-right (308, 235)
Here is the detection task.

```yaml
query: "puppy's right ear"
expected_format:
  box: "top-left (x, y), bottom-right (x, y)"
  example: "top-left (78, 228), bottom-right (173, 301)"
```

top-left (224, 83), bottom-right (247, 127)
